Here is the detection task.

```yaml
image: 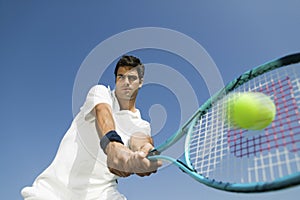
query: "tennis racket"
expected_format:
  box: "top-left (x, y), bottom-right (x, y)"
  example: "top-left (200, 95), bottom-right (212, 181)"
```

top-left (148, 53), bottom-right (300, 192)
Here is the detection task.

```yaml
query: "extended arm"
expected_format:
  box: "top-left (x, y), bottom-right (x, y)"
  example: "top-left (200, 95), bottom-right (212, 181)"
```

top-left (95, 103), bottom-right (132, 177)
top-left (94, 103), bottom-right (161, 177)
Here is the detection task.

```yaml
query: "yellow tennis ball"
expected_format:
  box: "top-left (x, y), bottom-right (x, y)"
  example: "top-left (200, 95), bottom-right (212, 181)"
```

top-left (227, 92), bottom-right (276, 130)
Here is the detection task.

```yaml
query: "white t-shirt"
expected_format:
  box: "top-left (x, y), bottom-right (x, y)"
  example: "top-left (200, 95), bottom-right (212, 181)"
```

top-left (21, 85), bottom-right (151, 200)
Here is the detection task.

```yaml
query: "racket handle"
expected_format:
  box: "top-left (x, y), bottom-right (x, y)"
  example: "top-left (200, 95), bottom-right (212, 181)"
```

top-left (147, 149), bottom-right (160, 157)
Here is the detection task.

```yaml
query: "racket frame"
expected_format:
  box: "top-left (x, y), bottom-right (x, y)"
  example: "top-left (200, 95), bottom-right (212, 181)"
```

top-left (148, 53), bottom-right (300, 192)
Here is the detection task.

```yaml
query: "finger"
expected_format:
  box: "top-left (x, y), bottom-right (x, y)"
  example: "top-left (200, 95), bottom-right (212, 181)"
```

top-left (134, 159), bottom-right (161, 174)
top-left (109, 167), bottom-right (132, 177)
top-left (136, 172), bottom-right (151, 177)
top-left (140, 143), bottom-right (154, 154)
top-left (129, 151), bottom-right (162, 174)
top-left (136, 169), bottom-right (158, 177)
top-left (137, 151), bottom-right (147, 158)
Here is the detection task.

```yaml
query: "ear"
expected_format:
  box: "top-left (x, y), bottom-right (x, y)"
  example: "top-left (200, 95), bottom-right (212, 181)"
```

top-left (139, 78), bottom-right (144, 88)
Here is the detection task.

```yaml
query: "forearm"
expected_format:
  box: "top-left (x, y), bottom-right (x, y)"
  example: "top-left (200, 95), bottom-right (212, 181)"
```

top-left (95, 103), bottom-right (125, 155)
top-left (94, 103), bottom-right (131, 176)
top-left (94, 103), bottom-right (116, 138)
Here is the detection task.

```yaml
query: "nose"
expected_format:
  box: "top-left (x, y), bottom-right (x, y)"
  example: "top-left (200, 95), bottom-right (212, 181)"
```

top-left (123, 76), bottom-right (130, 85)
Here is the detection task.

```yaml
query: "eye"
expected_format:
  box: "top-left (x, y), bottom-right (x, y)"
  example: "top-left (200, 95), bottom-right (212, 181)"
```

top-left (117, 74), bottom-right (125, 80)
top-left (117, 74), bottom-right (138, 82)
top-left (127, 75), bottom-right (138, 82)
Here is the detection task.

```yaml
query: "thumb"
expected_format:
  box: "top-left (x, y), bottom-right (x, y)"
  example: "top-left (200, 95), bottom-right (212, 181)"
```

top-left (137, 151), bottom-right (146, 158)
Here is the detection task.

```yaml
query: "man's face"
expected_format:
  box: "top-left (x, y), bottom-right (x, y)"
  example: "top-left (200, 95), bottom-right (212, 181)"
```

top-left (115, 66), bottom-right (143, 101)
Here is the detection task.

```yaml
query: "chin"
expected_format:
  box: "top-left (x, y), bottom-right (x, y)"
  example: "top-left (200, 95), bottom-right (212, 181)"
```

top-left (120, 93), bottom-right (134, 100)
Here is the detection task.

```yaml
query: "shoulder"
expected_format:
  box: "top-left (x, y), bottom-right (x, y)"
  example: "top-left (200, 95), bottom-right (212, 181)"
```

top-left (86, 85), bottom-right (113, 99)
top-left (81, 85), bottom-right (113, 120)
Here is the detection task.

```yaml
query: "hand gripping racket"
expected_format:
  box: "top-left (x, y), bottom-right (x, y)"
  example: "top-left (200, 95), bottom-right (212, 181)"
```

top-left (148, 53), bottom-right (300, 192)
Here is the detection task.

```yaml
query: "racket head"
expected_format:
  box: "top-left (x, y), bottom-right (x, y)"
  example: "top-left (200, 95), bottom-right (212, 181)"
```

top-left (184, 53), bottom-right (300, 192)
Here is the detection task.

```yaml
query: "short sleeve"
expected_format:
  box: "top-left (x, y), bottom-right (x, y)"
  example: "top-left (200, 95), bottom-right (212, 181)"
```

top-left (81, 85), bottom-right (113, 122)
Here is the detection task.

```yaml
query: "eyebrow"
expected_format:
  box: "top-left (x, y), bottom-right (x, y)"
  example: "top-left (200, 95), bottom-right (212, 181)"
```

top-left (117, 71), bottom-right (137, 76)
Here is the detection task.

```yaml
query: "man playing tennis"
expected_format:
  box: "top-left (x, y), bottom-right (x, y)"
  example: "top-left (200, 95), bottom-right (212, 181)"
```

top-left (21, 55), bottom-right (162, 200)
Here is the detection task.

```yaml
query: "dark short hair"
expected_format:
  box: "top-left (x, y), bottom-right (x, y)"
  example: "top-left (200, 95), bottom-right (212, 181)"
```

top-left (114, 55), bottom-right (145, 79)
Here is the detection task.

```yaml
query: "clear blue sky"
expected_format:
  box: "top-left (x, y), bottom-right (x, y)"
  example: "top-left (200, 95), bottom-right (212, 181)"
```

top-left (1, 1), bottom-right (300, 199)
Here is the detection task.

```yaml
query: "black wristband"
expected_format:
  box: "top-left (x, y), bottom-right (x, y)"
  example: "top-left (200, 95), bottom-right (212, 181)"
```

top-left (100, 130), bottom-right (124, 153)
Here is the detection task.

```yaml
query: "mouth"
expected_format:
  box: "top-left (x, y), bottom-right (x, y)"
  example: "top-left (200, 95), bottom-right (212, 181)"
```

top-left (122, 87), bottom-right (132, 91)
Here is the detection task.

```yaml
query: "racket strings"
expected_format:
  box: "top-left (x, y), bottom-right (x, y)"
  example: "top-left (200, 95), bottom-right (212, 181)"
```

top-left (188, 64), bottom-right (300, 183)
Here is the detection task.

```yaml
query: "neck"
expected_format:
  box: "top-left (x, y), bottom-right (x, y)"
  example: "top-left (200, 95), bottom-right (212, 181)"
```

top-left (118, 98), bottom-right (136, 112)
top-left (114, 89), bottom-right (139, 112)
